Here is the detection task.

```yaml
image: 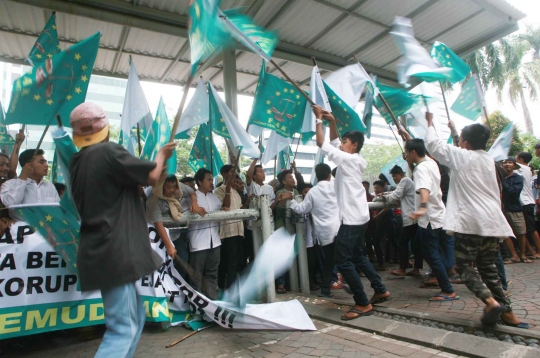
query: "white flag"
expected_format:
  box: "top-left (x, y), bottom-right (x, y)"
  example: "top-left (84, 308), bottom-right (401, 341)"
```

top-left (325, 63), bottom-right (376, 109)
top-left (120, 62), bottom-right (152, 135)
top-left (261, 130), bottom-right (292, 165)
top-left (390, 16), bottom-right (451, 87)
top-left (301, 65), bottom-right (331, 138)
top-left (488, 122), bottom-right (514, 162)
top-left (176, 79), bottom-right (210, 137)
top-left (208, 83), bottom-right (260, 159)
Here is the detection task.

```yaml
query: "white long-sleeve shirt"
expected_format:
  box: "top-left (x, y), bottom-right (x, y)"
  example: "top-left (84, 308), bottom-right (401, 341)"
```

top-left (290, 180), bottom-right (340, 246)
top-left (321, 138), bottom-right (370, 226)
top-left (383, 177), bottom-right (416, 227)
top-left (188, 191), bottom-right (222, 252)
top-left (413, 157), bottom-right (446, 230)
top-left (1, 178), bottom-right (60, 219)
top-left (517, 163), bottom-right (535, 206)
top-left (425, 126), bottom-right (513, 238)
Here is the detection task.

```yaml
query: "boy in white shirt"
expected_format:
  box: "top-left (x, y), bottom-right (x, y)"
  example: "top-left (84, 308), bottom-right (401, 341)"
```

top-left (425, 113), bottom-right (528, 328)
top-left (405, 138), bottom-right (457, 302)
top-left (313, 105), bottom-right (389, 320)
top-left (291, 163), bottom-right (340, 298)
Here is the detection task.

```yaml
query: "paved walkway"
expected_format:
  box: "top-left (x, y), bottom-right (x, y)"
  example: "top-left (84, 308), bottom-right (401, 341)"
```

top-left (12, 319), bottom-right (464, 358)
top-left (294, 259), bottom-right (540, 331)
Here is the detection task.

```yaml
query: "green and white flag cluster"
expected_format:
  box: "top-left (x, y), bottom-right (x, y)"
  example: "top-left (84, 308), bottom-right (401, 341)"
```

top-left (390, 17), bottom-right (452, 87)
top-left (323, 82), bottom-right (366, 136)
top-left (430, 42), bottom-right (470, 84)
top-left (0, 102), bottom-right (15, 146)
top-left (27, 14), bottom-right (61, 67)
top-left (140, 98), bottom-right (177, 175)
top-left (451, 74), bottom-right (484, 121)
top-left (374, 83), bottom-right (434, 124)
top-left (6, 32), bottom-right (100, 127)
top-left (188, 122), bottom-right (223, 177)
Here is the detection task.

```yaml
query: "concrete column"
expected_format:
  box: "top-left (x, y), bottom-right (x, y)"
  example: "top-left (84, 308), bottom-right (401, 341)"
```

top-left (222, 47), bottom-right (239, 162)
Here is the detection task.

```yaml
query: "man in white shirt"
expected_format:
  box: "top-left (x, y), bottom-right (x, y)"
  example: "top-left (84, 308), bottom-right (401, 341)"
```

top-left (1, 149), bottom-right (60, 219)
top-left (405, 138), bottom-right (457, 302)
top-left (381, 165), bottom-right (423, 277)
top-left (424, 113), bottom-right (528, 328)
top-left (290, 163), bottom-right (340, 298)
top-left (516, 152), bottom-right (540, 259)
top-left (188, 168), bottom-right (222, 300)
top-left (314, 105), bottom-right (389, 320)
top-left (245, 158), bottom-right (278, 227)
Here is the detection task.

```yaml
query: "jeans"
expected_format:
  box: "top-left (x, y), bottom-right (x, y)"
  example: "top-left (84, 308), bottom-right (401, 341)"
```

top-left (416, 224), bottom-right (454, 294)
top-left (440, 233), bottom-right (455, 273)
top-left (173, 230), bottom-right (189, 279)
top-left (334, 223), bottom-right (386, 306)
top-left (495, 251), bottom-right (508, 291)
top-left (218, 236), bottom-right (240, 290)
top-left (320, 243), bottom-right (335, 296)
top-left (95, 282), bottom-right (146, 358)
top-left (400, 224), bottom-right (423, 270)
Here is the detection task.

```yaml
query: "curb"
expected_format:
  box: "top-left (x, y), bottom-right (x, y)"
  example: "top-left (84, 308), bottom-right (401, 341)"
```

top-left (301, 303), bottom-right (539, 358)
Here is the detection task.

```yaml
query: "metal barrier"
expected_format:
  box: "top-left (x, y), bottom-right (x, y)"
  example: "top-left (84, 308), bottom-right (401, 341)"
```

top-left (161, 195), bottom-right (397, 303)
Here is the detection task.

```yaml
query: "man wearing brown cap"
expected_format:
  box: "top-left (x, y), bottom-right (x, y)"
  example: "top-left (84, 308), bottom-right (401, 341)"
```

top-left (69, 102), bottom-right (176, 357)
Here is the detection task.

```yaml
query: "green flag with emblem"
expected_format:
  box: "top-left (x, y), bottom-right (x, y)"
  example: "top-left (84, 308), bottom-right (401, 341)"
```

top-left (0, 102), bottom-right (15, 146)
top-left (27, 14), bottom-right (61, 67)
top-left (374, 83), bottom-right (434, 124)
top-left (248, 61), bottom-right (306, 138)
top-left (451, 74), bottom-right (483, 121)
top-left (430, 42), bottom-right (470, 84)
top-left (51, 151), bottom-right (65, 184)
top-left (188, 123), bottom-right (223, 177)
top-left (208, 82), bottom-right (230, 139)
top-left (189, 0), bottom-right (231, 75)
top-left (5, 32), bottom-right (100, 127)
top-left (323, 81), bottom-right (366, 135)
top-left (141, 97), bottom-right (177, 175)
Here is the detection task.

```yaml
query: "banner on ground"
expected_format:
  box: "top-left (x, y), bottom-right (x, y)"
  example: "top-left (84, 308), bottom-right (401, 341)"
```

top-left (0, 221), bottom-right (314, 340)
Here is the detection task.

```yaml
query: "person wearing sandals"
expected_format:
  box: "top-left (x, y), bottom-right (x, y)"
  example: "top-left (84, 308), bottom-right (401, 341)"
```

top-left (404, 137), bottom-right (457, 303)
top-left (378, 165), bottom-right (423, 277)
top-left (313, 105), bottom-right (390, 321)
top-left (501, 157), bottom-right (532, 264)
top-left (424, 113), bottom-right (529, 329)
top-left (290, 163), bottom-right (340, 298)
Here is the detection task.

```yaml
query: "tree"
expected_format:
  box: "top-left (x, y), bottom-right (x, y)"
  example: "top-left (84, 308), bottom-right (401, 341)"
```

top-left (519, 132), bottom-right (540, 169)
top-left (485, 110), bottom-right (524, 156)
top-left (360, 143), bottom-right (403, 184)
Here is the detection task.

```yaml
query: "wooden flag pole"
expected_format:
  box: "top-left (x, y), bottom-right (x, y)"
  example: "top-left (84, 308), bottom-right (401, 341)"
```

top-left (269, 59), bottom-right (314, 106)
top-left (169, 74), bottom-right (196, 142)
top-left (136, 123), bottom-right (142, 156)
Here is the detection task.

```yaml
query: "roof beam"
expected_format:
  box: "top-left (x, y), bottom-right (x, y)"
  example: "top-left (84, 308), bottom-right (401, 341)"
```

top-left (111, 26), bottom-right (130, 74)
top-left (455, 23), bottom-right (519, 56)
top-left (311, 0), bottom-right (388, 30)
top-left (264, 0), bottom-right (296, 28)
top-left (303, 0), bottom-right (368, 48)
top-left (159, 41), bottom-right (189, 82)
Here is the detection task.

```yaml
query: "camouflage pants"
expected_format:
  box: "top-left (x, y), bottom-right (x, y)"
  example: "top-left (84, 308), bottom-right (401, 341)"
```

top-left (454, 233), bottom-right (512, 311)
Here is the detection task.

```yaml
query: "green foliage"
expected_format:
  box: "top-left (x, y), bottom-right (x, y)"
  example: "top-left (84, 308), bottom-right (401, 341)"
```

top-left (361, 143), bottom-right (403, 184)
top-left (485, 111), bottom-right (524, 156)
top-left (520, 132), bottom-right (540, 169)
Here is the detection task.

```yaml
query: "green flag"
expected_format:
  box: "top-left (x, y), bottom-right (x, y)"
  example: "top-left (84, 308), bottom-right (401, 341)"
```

top-left (208, 82), bottom-right (231, 139)
top-left (451, 75), bottom-right (483, 121)
top-left (430, 42), bottom-right (470, 84)
top-left (363, 90), bottom-right (374, 139)
top-left (189, 0), bottom-right (230, 75)
top-left (248, 61), bottom-right (306, 138)
top-left (323, 81), bottom-right (366, 136)
top-left (375, 83), bottom-right (433, 124)
top-left (140, 97), bottom-right (177, 175)
top-left (27, 14), bottom-right (61, 67)
top-left (15, 204), bottom-right (80, 276)
top-left (277, 146), bottom-right (293, 172)
top-left (6, 32), bottom-right (100, 127)
top-left (188, 123), bottom-right (224, 177)
top-left (51, 151), bottom-right (65, 184)
top-left (0, 103), bottom-right (15, 146)
top-left (447, 134), bottom-right (453, 144)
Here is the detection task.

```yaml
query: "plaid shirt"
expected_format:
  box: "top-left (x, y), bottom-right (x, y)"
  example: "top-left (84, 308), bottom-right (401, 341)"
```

top-left (214, 183), bottom-right (244, 239)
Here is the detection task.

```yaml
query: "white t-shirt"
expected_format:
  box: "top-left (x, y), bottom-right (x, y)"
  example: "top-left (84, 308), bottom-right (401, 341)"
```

top-left (246, 181), bottom-right (275, 230)
top-left (384, 177), bottom-right (416, 227)
top-left (517, 163), bottom-right (535, 206)
top-left (413, 157), bottom-right (446, 230)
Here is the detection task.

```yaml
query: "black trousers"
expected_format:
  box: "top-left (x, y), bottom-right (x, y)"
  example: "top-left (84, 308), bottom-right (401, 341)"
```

top-left (218, 235), bottom-right (242, 290)
top-left (400, 224), bottom-right (423, 270)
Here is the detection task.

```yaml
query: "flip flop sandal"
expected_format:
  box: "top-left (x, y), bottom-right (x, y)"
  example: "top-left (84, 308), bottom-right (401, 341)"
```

top-left (480, 305), bottom-right (505, 325)
top-left (497, 318), bottom-right (530, 329)
top-left (503, 260), bottom-right (514, 264)
top-left (520, 258), bottom-right (533, 263)
top-left (370, 294), bottom-right (390, 305)
top-left (341, 308), bottom-right (373, 321)
top-left (405, 271), bottom-right (420, 276)
top-left (388, 270), bottom-right (406, 277)
top-left (428, 293), bottom-right (460, 302)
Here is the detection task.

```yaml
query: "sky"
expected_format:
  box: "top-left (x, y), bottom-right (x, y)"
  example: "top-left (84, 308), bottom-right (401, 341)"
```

top-left (136, 0), bottom-right (540, 140)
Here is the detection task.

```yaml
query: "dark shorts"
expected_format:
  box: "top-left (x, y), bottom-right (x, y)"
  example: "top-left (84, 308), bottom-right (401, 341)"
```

top-left (522, 204), bottom-right (536, 234)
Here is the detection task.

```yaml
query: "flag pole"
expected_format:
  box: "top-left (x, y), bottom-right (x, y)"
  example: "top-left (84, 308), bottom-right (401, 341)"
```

top-left (136, 123), bottom-right (142, 156)
top-left (473, 74), bottom-right (492, 131)
top-left (169, 74), bottom-right (196, 142)
top-left (269, 59), bottom-right (314, 106)
top-left (273, 155), bottom-right (277, 180)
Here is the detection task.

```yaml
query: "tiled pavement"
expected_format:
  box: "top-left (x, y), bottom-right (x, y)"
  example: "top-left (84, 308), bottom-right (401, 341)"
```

top-left (295, 259), bottom-right (540, 331)
top-left (11, 319), bottom-right (465, 358)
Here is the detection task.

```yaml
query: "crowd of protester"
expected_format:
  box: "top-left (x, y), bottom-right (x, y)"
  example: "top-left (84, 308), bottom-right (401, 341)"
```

top-left (0, 104), bottom-right (538, 331)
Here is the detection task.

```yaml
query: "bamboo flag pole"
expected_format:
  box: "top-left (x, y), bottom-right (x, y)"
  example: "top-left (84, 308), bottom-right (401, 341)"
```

top-left (169, 74), bottom-right (196, 142)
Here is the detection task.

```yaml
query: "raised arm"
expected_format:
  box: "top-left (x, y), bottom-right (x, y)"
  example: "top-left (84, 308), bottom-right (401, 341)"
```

top-left (246, 158), bottom-right (258, 186)
top-left (147, 143), bottom-right (176, 186)
top-left (9, 129), bottom-right (25, 179)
